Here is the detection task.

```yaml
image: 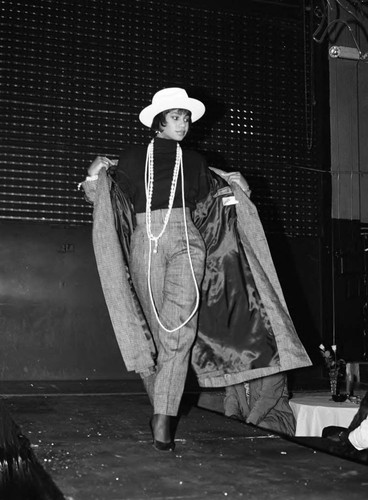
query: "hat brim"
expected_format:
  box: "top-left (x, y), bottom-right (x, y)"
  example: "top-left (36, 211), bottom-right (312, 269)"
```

top-left (139, 97), bottom-right (205, 128)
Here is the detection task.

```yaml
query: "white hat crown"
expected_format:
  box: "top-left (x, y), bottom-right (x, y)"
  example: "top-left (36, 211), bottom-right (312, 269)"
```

top-left (139, 87), bottom-right (205, 128)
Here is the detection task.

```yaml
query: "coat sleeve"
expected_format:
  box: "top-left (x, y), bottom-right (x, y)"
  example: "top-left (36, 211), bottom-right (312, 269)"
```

top-left (246, 373), bottom-right (286, 426)
top-left (80, 178), bottom-right (98, 204)
top-left (224, 384), bottom-right (251, 419)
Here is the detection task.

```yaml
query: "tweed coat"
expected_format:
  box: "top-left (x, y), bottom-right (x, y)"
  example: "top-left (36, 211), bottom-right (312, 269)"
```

top-left (82, 168), bottom-right (312, 387)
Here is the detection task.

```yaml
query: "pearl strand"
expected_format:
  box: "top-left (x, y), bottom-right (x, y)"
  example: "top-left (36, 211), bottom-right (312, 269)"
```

top-left (145, 139), bottom-right (182, 253)
top-left (144, 139), bottom-right (200, 333)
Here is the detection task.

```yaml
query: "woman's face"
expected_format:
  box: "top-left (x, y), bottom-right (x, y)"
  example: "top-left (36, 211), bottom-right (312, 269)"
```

top-left (159, 109), bottom-right (190, 141)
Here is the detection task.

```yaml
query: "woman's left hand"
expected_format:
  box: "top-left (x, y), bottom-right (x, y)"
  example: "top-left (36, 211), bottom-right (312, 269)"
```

top-left (209, 167), bottom-right (251, 196)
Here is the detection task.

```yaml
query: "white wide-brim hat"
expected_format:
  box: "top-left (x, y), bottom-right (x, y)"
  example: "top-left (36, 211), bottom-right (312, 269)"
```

top-left (139, 87), bottom-right (205, 128)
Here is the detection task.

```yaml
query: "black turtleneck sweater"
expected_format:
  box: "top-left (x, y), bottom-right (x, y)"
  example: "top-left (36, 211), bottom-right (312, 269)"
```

top-left (116, 138), bottom-right (210, 213)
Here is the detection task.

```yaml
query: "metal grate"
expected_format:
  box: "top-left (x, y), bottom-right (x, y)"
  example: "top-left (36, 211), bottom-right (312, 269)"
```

top-left (0, 0), bottom-right (321, 235)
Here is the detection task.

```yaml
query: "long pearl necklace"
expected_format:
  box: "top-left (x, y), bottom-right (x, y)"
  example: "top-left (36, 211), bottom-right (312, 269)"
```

top-left (144, 138), bottom-right (200, 333)
top-left (145, 138), bottom-right (182, 253)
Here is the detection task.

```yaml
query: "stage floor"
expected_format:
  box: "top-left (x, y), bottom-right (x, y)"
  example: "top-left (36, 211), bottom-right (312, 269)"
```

top-left (1, 381), bottom-right (368, 500)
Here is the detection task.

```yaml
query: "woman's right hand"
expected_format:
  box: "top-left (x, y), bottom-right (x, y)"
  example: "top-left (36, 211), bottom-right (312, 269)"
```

top-left (87, 156), bottom-right (117, 177)
top-left (209, 167), bottom-right (251, 196)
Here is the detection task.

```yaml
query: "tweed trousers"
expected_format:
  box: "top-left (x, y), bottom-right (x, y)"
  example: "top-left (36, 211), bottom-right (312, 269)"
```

top-left (129, 208), bottom-right (206, 416)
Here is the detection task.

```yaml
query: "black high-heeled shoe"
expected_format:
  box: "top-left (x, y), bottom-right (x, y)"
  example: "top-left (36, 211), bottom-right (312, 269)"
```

top-left (149, 417), bottom-right (175, 452)
top-left (152, 438), bottom-right (175, 452)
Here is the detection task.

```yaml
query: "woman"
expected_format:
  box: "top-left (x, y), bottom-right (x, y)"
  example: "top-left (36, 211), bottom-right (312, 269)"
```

top-left (82, 87), bottom-right (311, 452)
top-left (87, 88), bottom-right (224, 451)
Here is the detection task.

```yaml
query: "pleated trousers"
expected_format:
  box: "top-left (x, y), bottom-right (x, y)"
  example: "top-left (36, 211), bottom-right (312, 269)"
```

top-left (129, 207), bottom-right (206, 416)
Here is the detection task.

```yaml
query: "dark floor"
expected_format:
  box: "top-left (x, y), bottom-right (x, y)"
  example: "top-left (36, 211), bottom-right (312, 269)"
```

top-left (1, 379), bottom-right (368, 500)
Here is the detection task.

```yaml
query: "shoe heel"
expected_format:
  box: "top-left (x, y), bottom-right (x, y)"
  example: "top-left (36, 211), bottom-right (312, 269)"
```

top-left (153, 439), bottom-right (175, 452)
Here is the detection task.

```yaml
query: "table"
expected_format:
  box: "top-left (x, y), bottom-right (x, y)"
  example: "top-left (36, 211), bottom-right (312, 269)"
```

top-left (289, 392), bottom-right (359, 437)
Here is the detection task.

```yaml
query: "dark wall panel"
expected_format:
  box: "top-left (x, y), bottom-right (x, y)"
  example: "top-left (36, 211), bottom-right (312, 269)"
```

top-left (331, 220), bottom-right (366, 361)
top-left (268, 235), bottom-right (332, 364)
top-left (0, 221), bottom-right (128, 380)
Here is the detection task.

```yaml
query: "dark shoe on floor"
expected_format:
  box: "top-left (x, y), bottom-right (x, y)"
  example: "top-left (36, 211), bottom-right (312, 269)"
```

top-left (150, 415), bottom-right (175, 452)
top-left (152, 438), bottom-right (175, 452)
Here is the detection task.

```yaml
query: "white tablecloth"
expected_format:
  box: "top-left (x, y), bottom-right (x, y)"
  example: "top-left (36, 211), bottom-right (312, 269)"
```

top-left (289, 392), bottom-right (359, 437)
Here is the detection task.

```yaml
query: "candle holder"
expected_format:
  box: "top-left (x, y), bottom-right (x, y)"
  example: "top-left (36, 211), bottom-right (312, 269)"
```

top-left (319, 343), bottom-right (346, 401)
top-left (329, 368), bottom-right (339, 396)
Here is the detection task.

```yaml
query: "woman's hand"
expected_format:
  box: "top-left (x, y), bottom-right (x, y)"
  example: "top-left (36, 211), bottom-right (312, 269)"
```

top-left (209, 167), bottom-right (251, 196)
top-left (87, 156), bottom-right (117, 177)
